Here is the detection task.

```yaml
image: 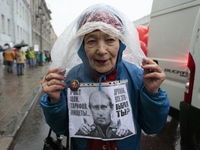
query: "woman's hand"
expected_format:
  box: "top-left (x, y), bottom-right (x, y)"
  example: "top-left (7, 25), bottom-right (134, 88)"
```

top-left (41, 67), bottom-right (66, 102)
top-left (141, 58), bottom-right (166, 93)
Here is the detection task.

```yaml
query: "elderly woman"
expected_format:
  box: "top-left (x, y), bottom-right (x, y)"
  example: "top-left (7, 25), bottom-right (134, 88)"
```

top-left (40, 4), bottom-right (170, 150)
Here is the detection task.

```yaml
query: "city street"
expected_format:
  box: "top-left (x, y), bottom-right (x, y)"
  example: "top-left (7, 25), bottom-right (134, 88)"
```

top-left (12, 91), bottom-right (67, 150)
top-left (0, 61), bottom-right (51, 150)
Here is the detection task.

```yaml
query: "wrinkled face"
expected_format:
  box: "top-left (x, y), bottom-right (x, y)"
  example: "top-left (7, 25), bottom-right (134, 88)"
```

top-left (89, 91), bottom-right (113, 126)
top-left (84, 30), bottom-right (120, 73)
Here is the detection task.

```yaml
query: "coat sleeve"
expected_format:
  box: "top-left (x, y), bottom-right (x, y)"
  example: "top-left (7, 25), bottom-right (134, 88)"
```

top-left (40, 90), bottom-right (68, 135)
top-left (138, 87), bottom-right (170, 134)
top-left (123, 61), bottom-right (170, 134)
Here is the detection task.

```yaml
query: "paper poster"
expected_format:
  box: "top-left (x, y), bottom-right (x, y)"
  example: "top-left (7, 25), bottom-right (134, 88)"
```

top-left (67, 80), bottom-right (136, 141)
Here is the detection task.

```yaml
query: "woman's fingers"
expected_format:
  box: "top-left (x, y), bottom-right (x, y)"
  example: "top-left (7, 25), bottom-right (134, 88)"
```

top-left (41, 67), bottom-right (67, 101)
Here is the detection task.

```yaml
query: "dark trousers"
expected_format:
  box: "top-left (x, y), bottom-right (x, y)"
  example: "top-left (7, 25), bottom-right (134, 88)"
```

top-left (17, 63), bottom-right (23, 75)
top-left (6, 61), bottom-right (14, 73)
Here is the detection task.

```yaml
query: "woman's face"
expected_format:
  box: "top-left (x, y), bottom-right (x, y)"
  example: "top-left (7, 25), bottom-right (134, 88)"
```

top-left (84, 30), bottom-right (120, 73)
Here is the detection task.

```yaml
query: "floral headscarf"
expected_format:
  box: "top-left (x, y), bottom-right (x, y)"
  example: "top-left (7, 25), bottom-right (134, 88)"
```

top-left (50, 4), bottom-right (146, 73)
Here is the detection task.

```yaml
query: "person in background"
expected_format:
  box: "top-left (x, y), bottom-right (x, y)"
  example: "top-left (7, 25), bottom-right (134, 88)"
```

top-left (36, 51), bottom-right (41, 66)
top-left (21, 49), bottom-right (26, 68)
top-left (3, 43), bottom-right (15, 73)
top-left (25, 49), bottom-right (30, 65)
top-left (15, 47), bottom-right (25, 75)
top-left (0, 45), bottom-right (3, 65)
top-left (42, 51), bottom-right (46, 65)
top-left (40, 4), bottom-right (170, 150)
top-left (45, 51), bottom-right (51, 63)
top-left (27, 47), bottom-right (36, 69)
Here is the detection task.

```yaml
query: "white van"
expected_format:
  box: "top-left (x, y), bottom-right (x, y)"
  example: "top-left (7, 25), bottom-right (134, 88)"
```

top-left (147, 0), bottom-right (200, 149)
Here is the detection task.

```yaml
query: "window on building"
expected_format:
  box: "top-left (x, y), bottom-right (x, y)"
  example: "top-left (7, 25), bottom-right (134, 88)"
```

top-left (19, 27), bottom-right (21, 40)
top-left (25, 31), bottom-right (27, 43)
top-left (1, 15), bottom-right (5, 34)
top-left (36, 33), bottom-right (38, 44)
top-left (20, 3), bottom-right (22, 17)
top-left (27, 32), bottom-right (29, 43)
top-left (20, 27), bottom-right (22, 40)
top-left (22, 6), bottom-right (24, 19)
top-left (17, 25), bottom-right (19, 39)
top-left (23, 30), bottom-right (25, 41)
top-left (7, 19), bottom-right (10, 35)
top-left (16, 0), bottom-right (18, 14)
top-left (25, 10), bottom-right (27, 22)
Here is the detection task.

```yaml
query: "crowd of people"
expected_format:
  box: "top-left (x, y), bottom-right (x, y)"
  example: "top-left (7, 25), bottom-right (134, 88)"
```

top-left (0, 43), bottom-right (51, 76)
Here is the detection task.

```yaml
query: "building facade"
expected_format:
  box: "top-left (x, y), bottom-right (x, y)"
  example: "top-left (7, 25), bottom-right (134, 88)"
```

top-left (30, 0), bottom-right (56, 51)
top-left (0, 0), bottom-right (57, 51)
top-left (133, 15), bottom-right (150, 27)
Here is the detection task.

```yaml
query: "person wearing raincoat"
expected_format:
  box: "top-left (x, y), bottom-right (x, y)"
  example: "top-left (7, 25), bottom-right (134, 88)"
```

top-left (40, 4), bottom-right (170, 150)
top-left (3, 43), bottom-right (15, 73)
top-left (15, 47), bottom-right (25, 75)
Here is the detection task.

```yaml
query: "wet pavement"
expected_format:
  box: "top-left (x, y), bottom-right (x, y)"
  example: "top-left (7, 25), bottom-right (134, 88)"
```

top-left (141, 116), bottom-right (196, 150)
top-left (0, 61), bottom-right (50, 150)
top-left (12, 91), bottom-right (67, 150)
